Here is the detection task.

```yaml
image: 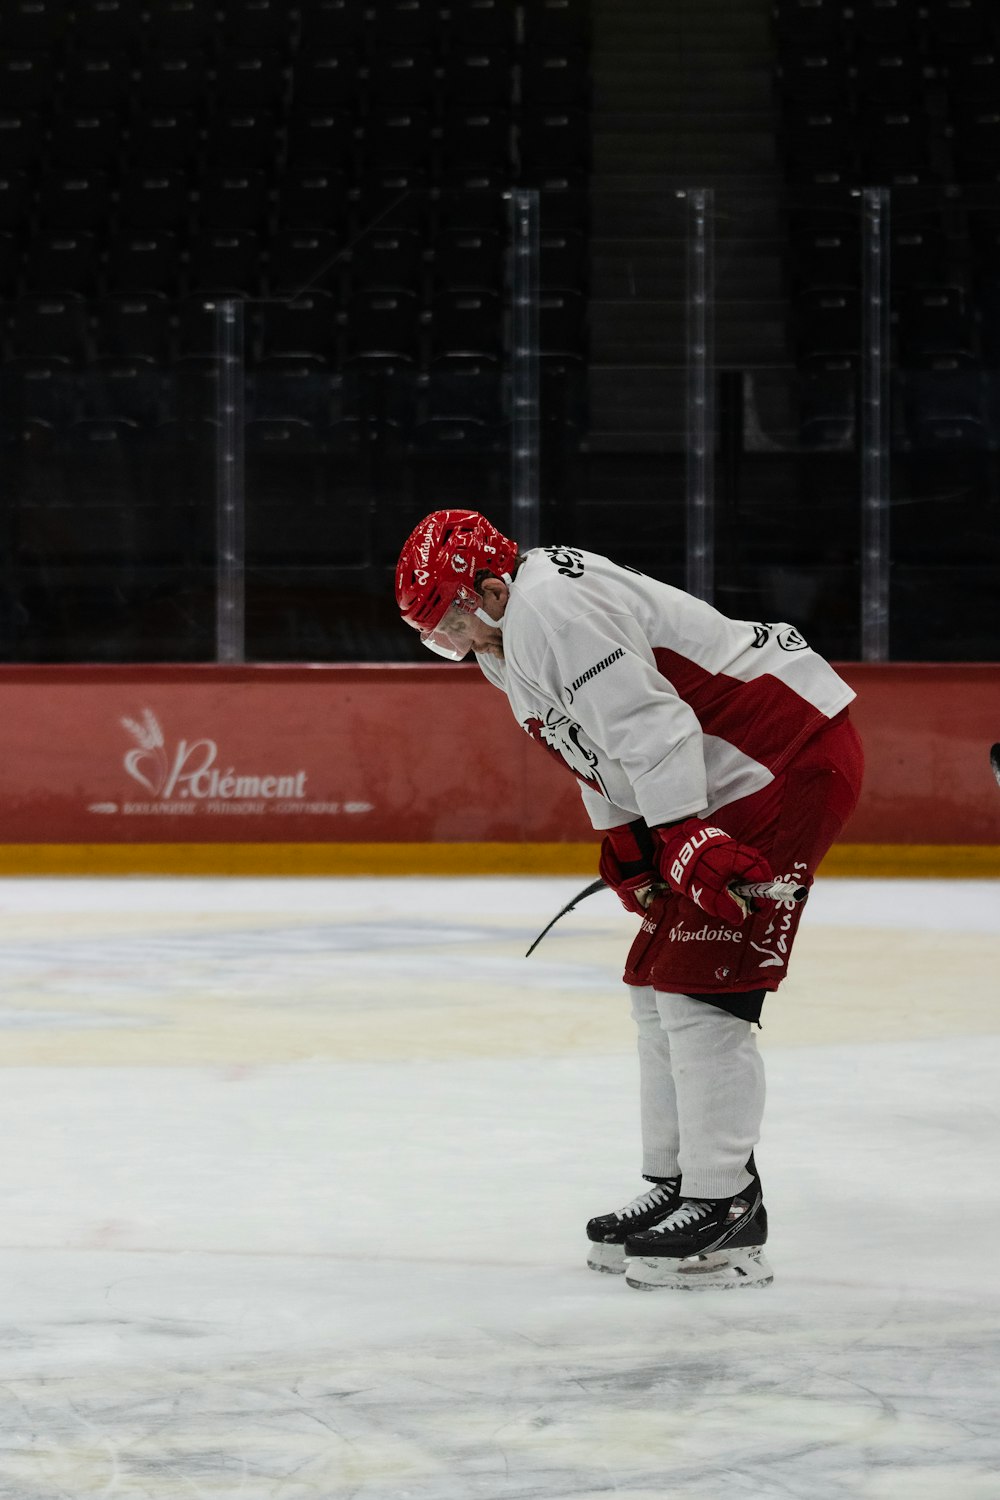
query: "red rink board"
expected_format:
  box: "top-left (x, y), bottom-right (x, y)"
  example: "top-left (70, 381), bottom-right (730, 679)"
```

top-left (0, 662), bottom-right (997, 847)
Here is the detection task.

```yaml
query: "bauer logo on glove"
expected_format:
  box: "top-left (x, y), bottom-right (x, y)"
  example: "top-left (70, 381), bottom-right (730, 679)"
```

top-left (655, 817), bottom-right (773, 925)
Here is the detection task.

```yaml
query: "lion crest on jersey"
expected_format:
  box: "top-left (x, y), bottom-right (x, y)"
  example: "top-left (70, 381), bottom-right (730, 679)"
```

top-left (522, 710), bottom-right (609, 796)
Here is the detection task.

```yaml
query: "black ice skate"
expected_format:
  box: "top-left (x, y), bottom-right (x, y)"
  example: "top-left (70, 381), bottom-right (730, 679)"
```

top-left (624, 1182), bottom-right (773, 1291)
top-left (586, 1176), bottom-right (681, 1273)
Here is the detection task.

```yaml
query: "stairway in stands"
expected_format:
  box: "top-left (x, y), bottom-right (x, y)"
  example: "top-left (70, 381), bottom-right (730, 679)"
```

top-left (584, 0), bottom-right (785, 454)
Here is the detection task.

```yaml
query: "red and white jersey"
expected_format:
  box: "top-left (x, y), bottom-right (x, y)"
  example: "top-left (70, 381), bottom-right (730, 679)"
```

top-left (475, 545), bottom-right (856, 830)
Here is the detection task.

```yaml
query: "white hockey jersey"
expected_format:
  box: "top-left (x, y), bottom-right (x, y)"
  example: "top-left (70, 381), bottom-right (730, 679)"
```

top-left (475, 544), bottom-right (856, 831)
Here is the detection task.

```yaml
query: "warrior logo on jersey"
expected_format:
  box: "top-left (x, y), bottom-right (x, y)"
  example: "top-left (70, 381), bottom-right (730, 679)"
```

top-left (522, 710), bottom-right (609, 796)
top-left (750, 622), bottom-right (808, 652)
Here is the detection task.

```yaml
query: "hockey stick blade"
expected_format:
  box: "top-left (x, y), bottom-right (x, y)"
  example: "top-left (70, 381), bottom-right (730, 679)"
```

top-left (524, 877), bottom-right (605, 957)
top-left (991, 743), bottom-right (1000, 788)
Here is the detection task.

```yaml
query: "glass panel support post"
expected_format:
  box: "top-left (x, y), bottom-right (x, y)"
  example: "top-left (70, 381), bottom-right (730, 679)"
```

top-left (509, 188), bottom-right (541, 551)
top-left (860, 187), bottom-right (891, 661)
top-left (215, 298), bottom-right (246, 664)
top-left (684, 188), bottom-right (716, 603)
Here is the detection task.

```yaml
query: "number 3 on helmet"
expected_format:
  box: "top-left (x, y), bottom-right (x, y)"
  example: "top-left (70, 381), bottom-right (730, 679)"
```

top-left (395, 510), bottom-right (519, 658)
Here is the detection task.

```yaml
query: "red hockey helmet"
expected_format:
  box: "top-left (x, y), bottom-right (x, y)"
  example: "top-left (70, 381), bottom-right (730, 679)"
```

top-left (395, 510), bottom-right (519, 648)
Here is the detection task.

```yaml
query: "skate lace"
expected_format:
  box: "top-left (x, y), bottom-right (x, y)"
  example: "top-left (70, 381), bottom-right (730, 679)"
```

top-left (617, 1180), bottom-right (678, 1222)
top-left (657, 1197), bottom-right (714, 1232)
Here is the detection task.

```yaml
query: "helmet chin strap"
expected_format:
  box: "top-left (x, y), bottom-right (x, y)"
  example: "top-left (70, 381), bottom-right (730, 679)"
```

top-left (473, 571), bottom-right (513, 629)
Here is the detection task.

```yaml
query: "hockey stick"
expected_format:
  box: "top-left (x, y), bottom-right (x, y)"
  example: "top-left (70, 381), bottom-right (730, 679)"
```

top-left (525, 877), bottom-right (807, 957)
top-left (991, 743), bottom-right (1000, 788)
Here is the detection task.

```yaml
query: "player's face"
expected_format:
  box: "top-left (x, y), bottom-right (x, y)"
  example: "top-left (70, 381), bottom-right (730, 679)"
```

top-left (423, 602), bottom-right (504, 661)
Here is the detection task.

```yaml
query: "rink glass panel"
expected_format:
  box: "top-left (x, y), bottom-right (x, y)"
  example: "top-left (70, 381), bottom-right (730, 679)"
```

top-left (2, 186), bottom-right (999, 664)
top-left (0, 343), bottom-right (218, 663)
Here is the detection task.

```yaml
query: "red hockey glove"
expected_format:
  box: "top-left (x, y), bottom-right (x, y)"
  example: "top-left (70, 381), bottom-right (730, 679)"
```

top-left (654, 817), bottom-right (772, 925)
top-left (599, 820), bottom-right (660, 916)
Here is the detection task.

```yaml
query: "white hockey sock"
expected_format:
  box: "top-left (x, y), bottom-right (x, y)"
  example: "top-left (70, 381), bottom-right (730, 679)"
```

top-left (654, 990), bottom-right (765, 1200)
top-left (628, 984), bottom-right (680, 1179)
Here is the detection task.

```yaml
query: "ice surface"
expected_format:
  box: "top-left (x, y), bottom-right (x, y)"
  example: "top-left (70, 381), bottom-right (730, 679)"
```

top-left (0, 876), bottom-right (998, 1498)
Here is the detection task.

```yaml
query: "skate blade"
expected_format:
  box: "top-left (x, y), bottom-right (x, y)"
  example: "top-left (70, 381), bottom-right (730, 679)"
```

top-left (586, 1241), bottom-right (626, 1274)
top-left (625, 1245), bottom-right (773, 1291)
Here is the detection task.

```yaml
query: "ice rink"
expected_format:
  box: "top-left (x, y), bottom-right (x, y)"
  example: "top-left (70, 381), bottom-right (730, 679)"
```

top-left (1, 873), bottom-right (998, 1499)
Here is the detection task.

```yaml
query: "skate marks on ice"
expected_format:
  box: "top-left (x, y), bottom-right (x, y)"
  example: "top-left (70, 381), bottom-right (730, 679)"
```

top-left (1, 1252), bottom-right (999, 1500)
top-left (0, 877), bottom-right (643, 1065)
top-left (0, 877), bottom-right (998, 1066)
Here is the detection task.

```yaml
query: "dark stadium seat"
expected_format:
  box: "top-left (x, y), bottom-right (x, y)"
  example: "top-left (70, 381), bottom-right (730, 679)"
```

top-left (368, 46), bottom-right (436, 107)
top-left (430, 228), bottom-right (503, 292)
top-left (223, 0), bottom-right (296, 51)
top-left (126, 110), bottom-right (201, 170)
top-left (0, 48), bottom-right (55, 109)
top-left (36, 171), bottom-right (113, 233)
top-left (518, 107), bottom-right (590, 175)
top-left (196, 168), bottom-right (270, 232)
top-left (0, 0), bottom-right (71, 50)
top-left (793, 288), bottom-right (862, 359)
top-left (521, 46), bottom-right (590, 106)
top-left (354, 169), bottom-right (431, 231)
top-left (269, 229), bottom-right (343, 296)
top-left (290, 49), bottom-right (363, 109)
top-left (426, 355), bottom-right (503, 422)
top-left (48, 110), bottom-right (121, 171)
top-left (7, 295), bottom-right (90, 359)
top-left (540, 288), bottom-right (587, 355)
top-left (277, 168), bottom-right (351, 232)
top-left (361, 109), bottom-right (433, 172)
top-left (349, 228), bottom-right (424, 293)
top-left (0, 355), bottom-right (79, 425)
top-left (72, 0), bottom-right (140, 50)
top-left (250, 355), bottom-right (336, 425)
top-left (117, 169), bottom-right (191, 233)
top-left (188, 230), bottom-right (262, 295)
top-left (796, 354), bottom-right (857, 449)
top-left (0, 169), bottom-right (28, 234)
top-left (897, 286), bottom-right (975, 362)
top-left (256, 290), bottom-right (339, 359)
top-left (214, 49), bottom-right (289, 109)
top-left (522, 0), bottom-right (590, 48)
top-left (859, 106), bottom-right (931, 183)
top-left (429, 288), bottom-right (503, 361)
top-left (105, 231), bottom-right (182, 295)
top-left (0, 110), bottom-right (46, 171)
top-left (204, 110), bottom-right (279, 169)
top-left (899, 361), bottom-right (989, 451)
top-left (80, 357), bottom-right (166, 427)
top-left (297, 0), bottom-right (369, 49)
top-left (789, 225), bottom-right (859, 293)
top-left (22, 231), bottom-right (101, 296)
top-left (370, 0), bottom-right (437, 47)
top-left (146, 0), bottom-right (220, 52)
top-left (443, 0), bottom-right (516, 47)
top-left (345, 287), bottom-right (422, 365)
top-left (61, 48), bottom-right (132, 110)
top-left (440, 107), bottom-right (512, 174)
top-left (134, 51), bottom-right (209, 110)
top-left (440, 48), bottom-right (513, 107)
top-left (435, 173), bottom-right (510, 231)
top-left (285, 108), bottom-right (357, 171)
top-left (93, 294), bottom-right (173, 361)
top-left (851, 0), bottom-right (922, 47)
top-left (539, 227), bottom-right (587, 290)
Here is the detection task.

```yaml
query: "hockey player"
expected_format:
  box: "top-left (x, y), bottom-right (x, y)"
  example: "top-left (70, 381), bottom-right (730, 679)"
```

top-left (395, 509), bottom-right (864, 1291)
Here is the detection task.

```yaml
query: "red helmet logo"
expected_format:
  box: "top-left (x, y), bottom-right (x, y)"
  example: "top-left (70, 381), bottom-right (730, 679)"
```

top-left (395, 510), bottom-right (519, 633)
